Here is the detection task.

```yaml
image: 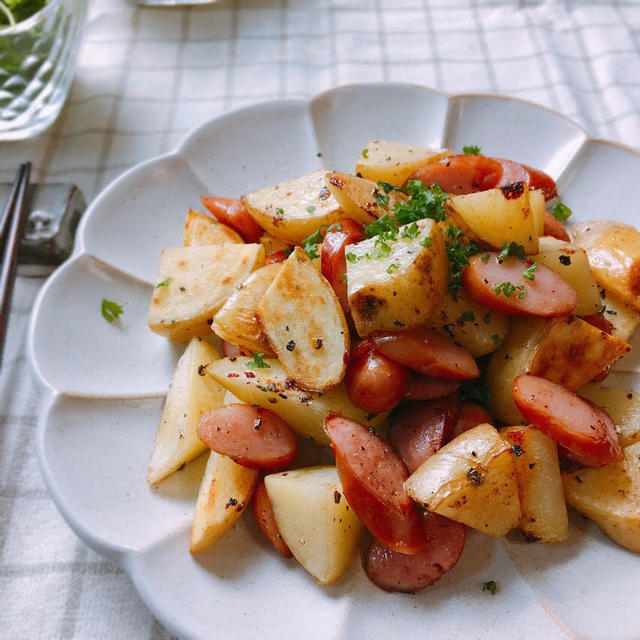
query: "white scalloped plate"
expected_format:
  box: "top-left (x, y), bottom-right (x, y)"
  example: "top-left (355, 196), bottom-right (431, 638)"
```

top-left (29, 84), bottom-right (640, 640)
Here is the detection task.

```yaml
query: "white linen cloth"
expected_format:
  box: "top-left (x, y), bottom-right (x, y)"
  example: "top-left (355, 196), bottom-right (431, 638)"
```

top-left (0, 0), bottom-right (638, 638)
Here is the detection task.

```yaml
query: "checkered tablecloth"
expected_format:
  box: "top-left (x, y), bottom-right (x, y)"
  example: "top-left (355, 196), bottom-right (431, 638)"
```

top-left (0, 0), bottom-right (638, 638)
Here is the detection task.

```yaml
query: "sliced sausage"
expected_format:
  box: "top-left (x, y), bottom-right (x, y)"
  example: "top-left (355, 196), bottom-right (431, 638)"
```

top-left (408, 154), bottom-right (502, 194)
top-left (405, 374), bottom-right (461, 401)
top-left (448, 402), bottom-right (494, 441)
top-left (251, 480), bottom-right (292, 557)
top-left (197, 404), bottom-right (297, 470)
top-left (363, 511), bottom-right (466, 593)
top-left (201, 196), bottom-right (263, 243)
top-left (494, 158), bottom-right (558, 201)
top-left (462, 254), bottom-right (578, 316)
top-left (512, 375), bottom-right (623, 467)
top-left (265, 250), bottom-right (289, 264)
top-left (388, 396), bottom-right (459, 473)
top-left (346, 343), bottom-right (409, 413)
top-left (323, 415), bottom-right (424, 554)
top-left (371, 328), bottom-right (479, 380)
top-left (543, 210), bottom-right (570, 241)
top-left (524, 165), bottom-right (558, 200)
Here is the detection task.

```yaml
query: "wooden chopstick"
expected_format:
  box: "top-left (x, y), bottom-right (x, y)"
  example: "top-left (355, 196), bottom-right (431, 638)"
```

top-left (0, 162), bottom-right (31, 367)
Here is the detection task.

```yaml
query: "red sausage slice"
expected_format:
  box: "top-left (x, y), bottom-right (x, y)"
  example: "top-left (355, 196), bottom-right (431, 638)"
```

top-left (321, 219), bottom-right (366, 316)
top-left (371, 328), bottom-right (479, 380)
top-left (494, 158), bottom-right (558, 201)
top-left (405, 373), bottom-right (461, 401)
top-left (346, 344), bottom-right (409, 413)
top-left (388, 396), bottom-right (459, 473)
top-left (448, 402), bottom-right (494, 441)
top-left (201, 196), bottom-right (263, 243)
top-left (513, 375), bottom-right (623, 467)
top-left (323, 415), bottom-right (424, 554)
top-left (409, 155), bottom-right (502, 194)
top-left (462, 254), bottom-right (578, 316)
top-left (265, 250), bottom-right (289, 264)
top-left (363, 511), bottom-right (466, 593)
top-left (543, 210), bottom-right (571, 241)
top-left (524, 165), bottom-right (558, 200)
top-left (197, 404), bottom-right (297, 470)
top-left (251, 480), bottom-right (292, 558)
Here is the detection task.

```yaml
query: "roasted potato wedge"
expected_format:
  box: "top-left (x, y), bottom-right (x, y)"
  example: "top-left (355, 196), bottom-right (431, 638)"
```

top-left (346, 219), bottom-right (448, 336)
top-left (488, 316), bottom-right (631, 424)
top-left (430, 289), bottom-right (510, 358)
top-left (265, 466), bottom-right (363, 584)
top-left (183, 209), bottom-right (244, 246)
top-left (212, 263), bottom-right (281, 356)
top-left (242, 169), bottom-right (342, 243)
top-left (446, 183), bottom-right (539, 254)
top-left (501, 426), bottom-right (568, 543)
top-left (148, 244), bottom-right (265, 341)
top-left (190, 451), bottom-right (259, 554)
top-left (572, 220), bottom-right (640, 311)
top-left (533, 237), bottom-right (602, 316)
top-left (256, 247), bottom-right (349, 391)
top-left (563, 441), bottom-right (640, 552)
top-left (205, 357), bottom-right (387, 444)
top-left (147, 338), bottom-right (226, 484)
top-left (355, 140), bottom-right (449, 187)
top-left (602, 288), bottom-right (640, 342)
top-left (405, 424), bottom-right (521, 536)
top-left (529, 189), bottom-right (545, 238)
top-left (578, 384), bottom-right (640, 447)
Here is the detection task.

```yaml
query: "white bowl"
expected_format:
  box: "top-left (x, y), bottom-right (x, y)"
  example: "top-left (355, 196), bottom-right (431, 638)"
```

top-left (29, 84), bottom-right (640, 640)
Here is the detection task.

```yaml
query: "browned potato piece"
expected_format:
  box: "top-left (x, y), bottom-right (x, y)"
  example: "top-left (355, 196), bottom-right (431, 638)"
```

top-left (259, 233), bottom-right (290, 256)
top-left (563, 441), bottom-right (640, 552)
top-left (501, 426), bottom-right (568, 543)
top-left (325, 172), bottom-right (406, 225)
top-left (487, 315), bottom-right (631, 423)
top-left (183, 209), bottom-right (244, 246)
top-left (346, 219), bottom-right (448, 336)
top-left (446, 183), bottom-right (539, 254)
top-left (429, 289), bottom-right (510, 358)
top-left (242, 170), bottom-right (342, 243)
top-left (578, 384), bottom-right (640, 447)
top-left (404, 424), bottom-right (521, 537)
top-left (212, 264), bottom-right (281, 356)
top-left (256, 247), bottom-right (349, 391)
top-left (355, 140), bottom-right (449, 187)
top-left (572, 220), bottom-right (640, 311)
top-left (148, 244), bottom-right (265, 341)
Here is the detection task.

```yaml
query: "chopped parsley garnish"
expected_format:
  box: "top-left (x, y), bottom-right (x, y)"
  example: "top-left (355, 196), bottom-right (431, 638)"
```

top-left (101, 299), bottom-right (123, 323)
top-left (497, 241), bottom-right (526, 262)
top-left (386, 263), bottom-right (400, 274)
top-left (522, 262), bottom-right (537, 280)
top-left (419, 236), bottom-right (432, 248)
top-left (155, 277), bottom-right (172, 288)
top-left (459, 376), bottom-right (491, 412)
top-left (491, 333), bottom-right (502, 345)
top-left (374, 189), bottom-right (389, 207)
top-left (275, 207), bottom-right (284, 216)
top-left (445, 225), bottom-right (483, 298)
top-left (400, 222), bottom-right (419, 239)
top-left (345, 252), bottom-right (357, 263)
top-left (361, 148), bottom-right (369, 158)
top-left (246, 353), bottom-right (270, 369)
top-left (482, 580), bottom-right (498, 595)
top-left (460, 310), bottom-right (475, 323)
top-left (326, 223), bottom-right (342, 232)
top-left (301, 227), bottom-right (325, 260)
top-left (462, 145), bottom-right (481, 155)
top-left (394, 181), bottom-right (448, 225)
top-left (377, 181), bottom-right (396, 194)
top-left (494, 282), bottom-right (526, 299)
top-left (551, 202), bottom-right (572, 222)
top-left (306, 205), bottom-right (316, 213)
top-left (481, 252), bottom-right (491, 263)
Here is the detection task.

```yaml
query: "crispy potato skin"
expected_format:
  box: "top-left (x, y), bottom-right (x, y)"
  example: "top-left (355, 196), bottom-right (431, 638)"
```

top-left (242, 170), bottom-right (342, 243)
top-left (563, 441), bottom-right (640, 552)
top-left (212, 264), bottom-right (281, 356)
top-left (572, 220), bottom-right (640, 311)
top-left (183, 209), bottom-right (244, 246)
top-left (148, 244), bottom-right (265, 341)
top-left (487, 315), bottom-right (631, 424)
top-left (256, 247), bottom-right (349, 392)
top-left (347, 219), bottom-right (448, 336)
